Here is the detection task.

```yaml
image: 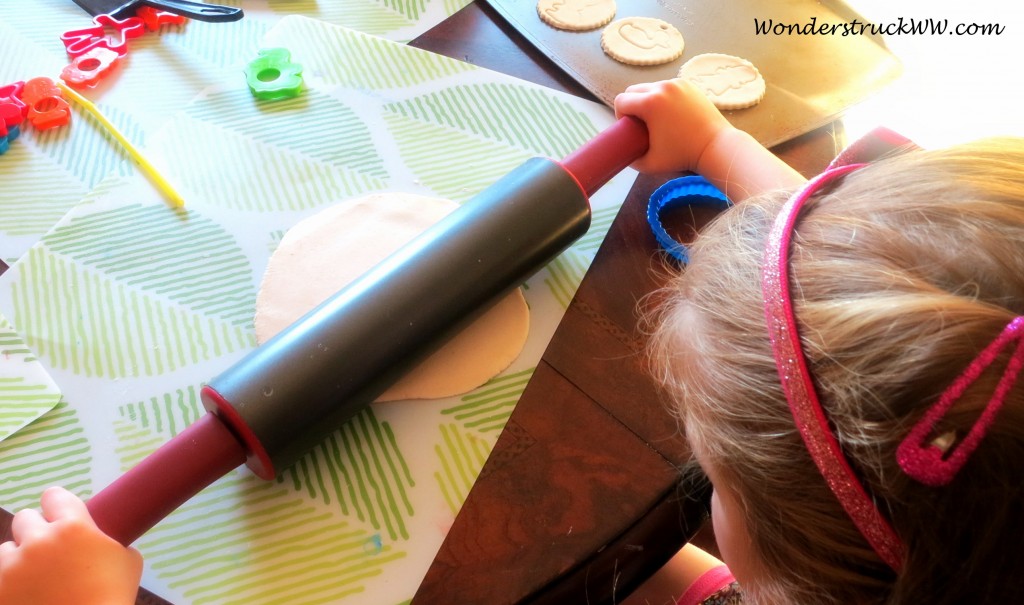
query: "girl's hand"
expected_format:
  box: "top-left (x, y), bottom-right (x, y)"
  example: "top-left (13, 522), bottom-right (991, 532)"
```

top-left (0, 487), bottom-right (143, 605)
top-left (616, 78), bottom-right (805, 201)
top-left (614, 78), bottom-right (732, 174)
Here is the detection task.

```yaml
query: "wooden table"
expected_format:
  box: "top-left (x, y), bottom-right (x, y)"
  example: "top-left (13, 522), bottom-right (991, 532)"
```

top-left (407, 4), bottom-right (840, 603)
top-left (0, 2), bottom-right (840, 603)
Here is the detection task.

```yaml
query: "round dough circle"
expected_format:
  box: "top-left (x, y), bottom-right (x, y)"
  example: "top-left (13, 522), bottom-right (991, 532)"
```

top-left (254, 192), bottom-right (530, 402)
top-left (601, 17), bottom-right (684, 66)
top-left (678, 53), bottom-right (766, 110)
top-left (537, 0), bottom-right (616, 32)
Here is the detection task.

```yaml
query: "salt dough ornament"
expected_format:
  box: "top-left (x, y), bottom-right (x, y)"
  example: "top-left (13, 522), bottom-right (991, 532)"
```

top-left (254, 193), bottom-right (530, 402)
top-left (537, 0), bottom-right (616, 32)
top-left (678, 53), bottom-right (766, 110)
top-left (601, 17), bottom-right (684, 66)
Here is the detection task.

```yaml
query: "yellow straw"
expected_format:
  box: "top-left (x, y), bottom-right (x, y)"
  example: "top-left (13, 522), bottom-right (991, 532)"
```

top-left (57, 81), bottom-right (185, 208)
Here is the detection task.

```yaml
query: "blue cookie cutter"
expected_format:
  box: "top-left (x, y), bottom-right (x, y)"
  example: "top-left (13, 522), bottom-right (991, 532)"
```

top-left (647, 175), bottom-right (731, 263)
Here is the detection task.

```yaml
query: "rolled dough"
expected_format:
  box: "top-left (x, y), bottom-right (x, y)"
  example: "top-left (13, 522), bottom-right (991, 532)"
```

top-left (254, 192), bottom-right (530, 402)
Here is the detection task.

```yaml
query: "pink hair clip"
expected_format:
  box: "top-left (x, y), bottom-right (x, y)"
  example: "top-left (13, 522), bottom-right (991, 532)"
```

top-left (897, 316), bottom-right (1024, 486)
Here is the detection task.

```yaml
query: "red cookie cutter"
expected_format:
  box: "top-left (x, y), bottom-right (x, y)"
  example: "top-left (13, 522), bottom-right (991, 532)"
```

top-left (22, 77), bottom-right (72, 131)
top-left (0, 81), bottom-right (27, 121)
top-left (61, 14), bottom-right (146, 58)
top-left (61, 47), bottom-right (122, 88)
top-left (136, 6), bottom-right (188, 31)
top-left (0, 81), bottom-right (26, 153)
top-left (0, 104), bottom-right (22, 154)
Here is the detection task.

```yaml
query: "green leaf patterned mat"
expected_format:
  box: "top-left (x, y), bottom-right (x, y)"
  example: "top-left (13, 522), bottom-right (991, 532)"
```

top-left (0, 15), bottom-right (636, 605)
top-left (0, 312), bottom-right (62, 444)
top-left (0, 0), bottom-right (475, 265)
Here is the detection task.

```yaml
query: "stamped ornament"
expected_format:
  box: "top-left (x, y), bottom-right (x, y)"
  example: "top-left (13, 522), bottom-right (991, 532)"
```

top-left (537, 0), bottom-right (616, 32)
top-left (678, 53), bottom-right (766, 110)
top-left (601, 17), bottom-right (684, 66)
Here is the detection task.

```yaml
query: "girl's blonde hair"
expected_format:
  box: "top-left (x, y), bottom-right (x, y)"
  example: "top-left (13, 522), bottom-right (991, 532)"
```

top-left (650, 138), bottom-right (1024, 604)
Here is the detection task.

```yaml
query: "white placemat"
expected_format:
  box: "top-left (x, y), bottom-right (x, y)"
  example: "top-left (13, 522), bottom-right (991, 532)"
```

top-left (0, 14), bottom-right (635, 605)
top-left (0, 0), bottom-right (476, 264)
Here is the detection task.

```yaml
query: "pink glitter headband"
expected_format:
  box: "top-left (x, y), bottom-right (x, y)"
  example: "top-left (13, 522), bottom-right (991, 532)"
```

top-left (762, 127), bottom-right (1024, 571)
top-left (897, 316), bottom-right (1024, 486)
top-left (762, 162), bottom-right (905, 571)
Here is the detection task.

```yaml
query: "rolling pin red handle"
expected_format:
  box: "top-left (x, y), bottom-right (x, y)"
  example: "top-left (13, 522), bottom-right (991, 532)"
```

top-left (559, 116), bottom-right (649, 198)
top-left (86, 412), bottom-right (248, 546)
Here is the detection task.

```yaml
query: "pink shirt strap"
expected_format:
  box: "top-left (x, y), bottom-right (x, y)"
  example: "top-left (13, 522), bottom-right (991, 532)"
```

top-left (676, 565), bottom-right (736, 605)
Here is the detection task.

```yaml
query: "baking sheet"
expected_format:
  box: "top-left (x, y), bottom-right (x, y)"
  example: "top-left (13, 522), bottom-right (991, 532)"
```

top-left (486, 0), bottom-right (902, 147)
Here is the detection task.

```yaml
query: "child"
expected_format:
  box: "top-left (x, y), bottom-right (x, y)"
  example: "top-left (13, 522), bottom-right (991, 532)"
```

top-left (5, 79), bottom-right (1024, 605)
top-left (618, 78), bottom-right (1024, 604)
top-left (0, 486), bottom-right (142, 603)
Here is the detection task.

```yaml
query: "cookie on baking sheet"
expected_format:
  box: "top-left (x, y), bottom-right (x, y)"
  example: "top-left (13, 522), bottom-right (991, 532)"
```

top-left (537, 0), bottom-right (616, 32)
top-left (678, 53), bottom-right (766, 110)
top-left (601, 17), bottom-right (684, 66)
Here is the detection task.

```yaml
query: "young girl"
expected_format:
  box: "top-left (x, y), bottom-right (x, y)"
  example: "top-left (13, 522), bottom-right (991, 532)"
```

top-left (3, 79), bottom-right (1023, 604)
top-left (618, 79), bottom-right (1024, 604)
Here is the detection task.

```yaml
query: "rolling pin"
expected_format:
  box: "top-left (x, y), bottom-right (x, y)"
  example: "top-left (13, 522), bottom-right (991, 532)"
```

top-left (86, 116), bottom-right (649, 546)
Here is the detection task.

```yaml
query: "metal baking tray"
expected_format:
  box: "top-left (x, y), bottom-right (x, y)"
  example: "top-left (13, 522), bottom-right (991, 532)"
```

top-left (486, 0), bottom-right (902, 147)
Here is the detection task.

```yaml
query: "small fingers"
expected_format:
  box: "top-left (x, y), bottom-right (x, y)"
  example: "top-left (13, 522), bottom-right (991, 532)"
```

top-left (40, 487), bottom-right (92, 526)
top-left (623, 77), bottom-right (685, 93)
top-left (614, 89), bottom-right (657, 120)
top-left (10, 509), bottom-right (46, 546)
top-left (615, 79), bottom-right (687, 118)
top-left (126, 545), bottom-right (145, 573)
top-left (622, 82), bottom-right (654, 94)
top-left (0, 539), bottom-right (16, 576)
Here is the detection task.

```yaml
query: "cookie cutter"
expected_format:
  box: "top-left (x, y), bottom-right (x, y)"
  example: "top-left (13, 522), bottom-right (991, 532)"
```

top-left (136, 6), bottom-right (188, 31)
top-left (61, 14), bottom-right (146, 58)
top-left (61, 47), bottom-right (122, 88)
top-left (0, 81), bottom-right (26, 154)
top-left (244, 48), bottom-right (304, 101)
top-left (647, 175), bottom-right (731, 263)
top-left (22, 77), bottom-right (72, 131)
